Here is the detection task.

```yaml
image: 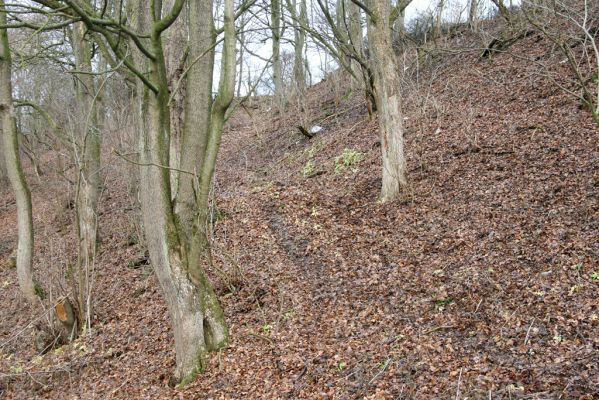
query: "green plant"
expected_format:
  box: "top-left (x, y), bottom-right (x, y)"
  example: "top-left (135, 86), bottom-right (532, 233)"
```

top-left (590, 272), bottom-right (599, 281)
top-left (435, 298), bottom-right (454, 306)
top-left (334, 148), bottom-right (363, 173)
top-left (283, 310), bottom-right (295, 321)
top-left (333, 361), bottom-right (347, 371)
top-left (301, 160), bottom-right (315, 177)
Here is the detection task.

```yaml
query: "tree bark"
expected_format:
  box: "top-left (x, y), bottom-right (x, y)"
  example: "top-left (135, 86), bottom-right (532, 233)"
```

top-left (490, 0), bottom-right (511, 23)
top-left (0, 132), bottom-right (7, 185)
top-left (163, 0), bottom-right (187, 195)
top-left (366, 0), bottom-right (407, 202)
top-left (271, 0), bottom-right (283, 101)
top-left (133, 0), bottom-right (231, 383)
top-left (72, 19), bottom-right (101, 330)
top-left (347, 0), bottom-right (362, 88)
top-left (292, 0), bottom-right (307, 93)
top-left (0, 0), bottom-right (37, 303)
top-left (468, 0), bottom-right (478, 31)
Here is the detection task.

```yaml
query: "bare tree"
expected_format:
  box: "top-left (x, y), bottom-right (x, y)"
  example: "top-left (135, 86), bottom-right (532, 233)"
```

top-left (0, 0), bottom-right (37, 303)
top-left (523, 0), bottom-right (599, 125)
top-left (18, 0), bottom-right (239, 382)
top-left (71, 17), bottom-right (102, 332)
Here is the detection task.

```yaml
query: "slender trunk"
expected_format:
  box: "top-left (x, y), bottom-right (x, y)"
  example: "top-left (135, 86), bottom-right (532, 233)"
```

top-left (0, 1), bottom-right (37, 303)
top-left (347, 0), bottom-right (362, 88)
top-left (490, 0), bottom-right (511, 23)
top-left (366, 0), bottom-right (407, 202)
top-left (336, 0), bottom-right (348, 53)
top-left (176, 0), bottom-right (215, 243)
top-left (237, 23), bottom-right (245, 98)
top-left (72, 20), bottom-right (101, 330)
top-left (392, 8), bottom-right (405, 45)
top-left (271, 0), bottom-right (283, 101)
top-left (468, 0), bottom-right (478, 31)
top-left (292, 0), bottom-right (307, 93)
top-left (164, 0), bottom-right (187, 196)
top-left (434, 0), bottom-right (445, 40)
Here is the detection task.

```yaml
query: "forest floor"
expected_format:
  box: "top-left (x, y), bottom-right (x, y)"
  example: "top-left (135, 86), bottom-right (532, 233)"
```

top-left (1, 19), bottom-right (598, 400)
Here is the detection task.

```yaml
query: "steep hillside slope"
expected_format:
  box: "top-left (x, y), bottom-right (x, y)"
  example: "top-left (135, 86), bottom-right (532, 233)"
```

top-left (1, 21), bottom-right (598, 400)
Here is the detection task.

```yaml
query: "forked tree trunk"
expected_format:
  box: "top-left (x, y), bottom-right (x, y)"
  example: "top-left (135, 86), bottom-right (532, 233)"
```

top-left (366, 0), bottom-right (407, 202)
top-left (133, 0), bottom-right (232, 383)
top-left (72, 20), bottom-right (101, 330)
top-left (0, 1), bottom-right (37, 303)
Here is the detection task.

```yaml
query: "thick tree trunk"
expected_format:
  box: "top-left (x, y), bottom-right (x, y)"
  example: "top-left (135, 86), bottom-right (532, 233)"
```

top-left (133, 0), bottom-right (231, 383)
top-left (72, 20), bottom-right (101, 330)
top-left (366, 0), bottom-right (407, 202)
top-left (0, 1), bottom-right (37, 303)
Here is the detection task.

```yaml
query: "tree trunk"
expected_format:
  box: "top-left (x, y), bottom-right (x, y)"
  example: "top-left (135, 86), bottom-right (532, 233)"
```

top-left (490, 0), bottom-right (511, 23)
top-left (434, 0), bottom-right (445, 40)
top-left (468, 0), bottom-right (478, 31)
top-left (366, 0), bottom-right (407, 202)
top-left (0, 1), bottom-right (37, 303)
top-left (347, 0), bottom-right (362, 88)
top-left (0, 133), bottom-right (8, 185)
top-left (163, 0), bottom-right (187, 195)
top-left (292, 0), bottom-right (307, 93)
top-left (133, 0), bottom-right (231, 383)
top-left (72, 19), bottom-right (101, 330)
top-left (271, 0), bottom-right (283, 101)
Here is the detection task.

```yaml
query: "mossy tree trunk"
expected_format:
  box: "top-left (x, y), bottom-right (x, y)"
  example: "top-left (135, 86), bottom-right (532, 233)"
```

top-left (132, 0), bottom-right (233, 382)
top-left (0, 0), bottom-right (37, 303)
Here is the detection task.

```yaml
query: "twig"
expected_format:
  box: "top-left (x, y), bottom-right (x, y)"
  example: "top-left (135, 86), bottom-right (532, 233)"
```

top-left (246, 332), bottom-right (275, 345)
top-left (455, 367), bottom-right (463, 400)
top-left (368, 358), bottom-right (392, 386)
top-left (112, 149), bottom-right (197, 177)
top-left (524, 318), bottom-right (535, 345)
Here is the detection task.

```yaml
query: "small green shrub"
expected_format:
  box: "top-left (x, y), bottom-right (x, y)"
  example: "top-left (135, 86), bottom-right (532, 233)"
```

top-left (334, 148), bottom-right (363, 173)
top-left (301, 160), bottom-right (315, 177)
